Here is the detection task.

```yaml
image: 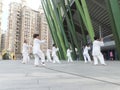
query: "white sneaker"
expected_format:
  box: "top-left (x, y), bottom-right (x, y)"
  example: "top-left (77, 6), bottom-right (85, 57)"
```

top-left (53, 61), bottom-right (56, 63)
top-left (94, 64), bottom-right (98, 65)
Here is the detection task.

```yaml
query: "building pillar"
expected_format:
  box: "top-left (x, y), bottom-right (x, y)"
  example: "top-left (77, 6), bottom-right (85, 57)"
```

top-left (106, 0), bottom-right (120, 60)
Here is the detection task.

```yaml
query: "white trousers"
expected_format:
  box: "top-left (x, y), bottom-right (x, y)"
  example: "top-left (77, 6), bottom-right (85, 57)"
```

top-left (67, 55), bottom-right (73, 62)
top-left (34, 51), bottom-right (45, 65)
top-left (47, 55), bottom-right (52, 62)
top-left (53, 55), bottom-right (60, 63)
top-left (93, 53), bottom-right (105, 65)
top-left (83, 53), bottom-right (91, 63)
top-left (22, 53), bottom-right (29, 63)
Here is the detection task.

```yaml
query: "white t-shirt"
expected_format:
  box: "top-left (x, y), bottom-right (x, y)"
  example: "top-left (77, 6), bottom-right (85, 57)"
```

top-left (22, 43), bottom-right (29, 54)
top-left (33, 38), bottom-right (45, 54)
top-left (67, 49), bottom-right (72, 56)
top-left (92, 40), bottom-right (104, 56)
top-left (83, 46), bottom-right (90, 55)
top-left (52, 47), bottom-right (59, 56)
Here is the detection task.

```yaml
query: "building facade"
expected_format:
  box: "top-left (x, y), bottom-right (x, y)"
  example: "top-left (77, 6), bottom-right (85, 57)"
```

top-left (4, 31), bottom-right (9, 50)
top-left (0, 0), bottom-right (2, 51)
top-left (6, 1), bottom-right (53, 56)
top-left (21, 6), bottom-right (40, 53)
top-left (7, 2), bottom-right (41, 54)
top-left (1, 34), bottom-right (5, 51)
top-left (8, 2), bottom-right (22, 54)
top-left (39, 9), bottom-right (53, 53)
top-left (41, 0), bottom-right (120, 60)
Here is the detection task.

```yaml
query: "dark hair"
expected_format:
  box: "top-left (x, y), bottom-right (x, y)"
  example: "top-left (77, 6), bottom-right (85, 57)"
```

top-left (24, 40), bottom-right (27, 43)
top-left (94, 36), bottom-right (99, 40)
top-left (33, 34), bottom-right (39, 38)
top-left (83, 43), bottom-right (88, 47)
top-left (53, 44), bottom-right (56, 47)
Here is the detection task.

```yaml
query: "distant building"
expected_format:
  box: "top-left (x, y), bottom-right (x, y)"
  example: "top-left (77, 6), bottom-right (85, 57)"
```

top-left (0, 0), bottom-right (2, 51)
top-left (6, 1), bottom-right (53, 55)
top-left (1, 34), bottom-right (5, 51)
top-left (4, 31), bottom-right (9, 50)
top-left (8, 2), bottom-right (22, 53)
top-left (21, 6), bottom-right (40, 53)
top-left (39, 8), bottom-right (53, 53)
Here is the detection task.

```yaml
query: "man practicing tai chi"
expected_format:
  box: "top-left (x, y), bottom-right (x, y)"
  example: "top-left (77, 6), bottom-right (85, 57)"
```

top-left (52, 44), bottom-right (60, 63)
top-left (22, 40), bottom-right (32, 64)
top-left (33, 34), bottom-right (46, 66)
top-left (83, 44), bottom-right (91, 63)
top-left (92, 36), bottom-right (107, 65)
top-left (67, 48), bottom-right (73, 62)
top-left (46, 49), bottom-right (52, 62)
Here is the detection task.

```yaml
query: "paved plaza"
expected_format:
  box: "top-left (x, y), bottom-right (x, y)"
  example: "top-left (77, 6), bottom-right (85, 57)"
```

top-left (0, 60), bottom-right (120, 90)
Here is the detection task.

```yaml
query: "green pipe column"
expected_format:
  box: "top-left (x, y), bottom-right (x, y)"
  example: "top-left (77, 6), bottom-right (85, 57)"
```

top-left (48, 0), bottom-right (68, 60)
top-left (42, 0), bottom-right (69, 60)
top-left (67, 0), bottom-right (84, 60)
top-left (60, 0), bottom-right (83, 60)
top-left (75, 0), bottom-right (95, 41)
top-left (42, 0), bottom-right (64, 59)
top-left (57, 2), bottom-right (77, 59)
top-left (106, 0), bottom-right (120, 60)
top-left (81, 0), bottom-right (95, 41)
top-left (77, 11), bottom-right (87, 45)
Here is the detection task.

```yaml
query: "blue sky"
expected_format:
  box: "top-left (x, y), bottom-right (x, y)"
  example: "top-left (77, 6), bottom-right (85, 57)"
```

top-left (1, 0), bottom-right (41, 33)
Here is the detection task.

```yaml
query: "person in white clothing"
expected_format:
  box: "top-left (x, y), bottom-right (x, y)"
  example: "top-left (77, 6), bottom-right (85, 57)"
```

top-left (83, 44), bottom-right (91, 63)
top-left (92, 36), bottom-right (106, 65)
top-left (52, 44), bottom-right (60, 63)
top-left (33, 34), bottom-right (46, 66)
top-left (22, 40), bottom-right (32, 64)
top-left (46, 49), bottom-right (52, 62)
top-left (67, 48), bottom-right (73, 62)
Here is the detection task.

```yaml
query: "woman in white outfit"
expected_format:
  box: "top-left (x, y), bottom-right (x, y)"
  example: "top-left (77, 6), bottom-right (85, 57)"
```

top-left (22, 40), bottom-right (31, 64)
top-left (67, 48), bottom-right (73, 62)
top-left (46, 49), bottom-right (52, 62)
top-left (92, 36), bottom-right (106, 65)
top-left (83, 44), bottom-right (91, 63)
top-left (52, 44), bottom-right (60, 63)
top-left (33, 34), bottom-right (46, 66)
